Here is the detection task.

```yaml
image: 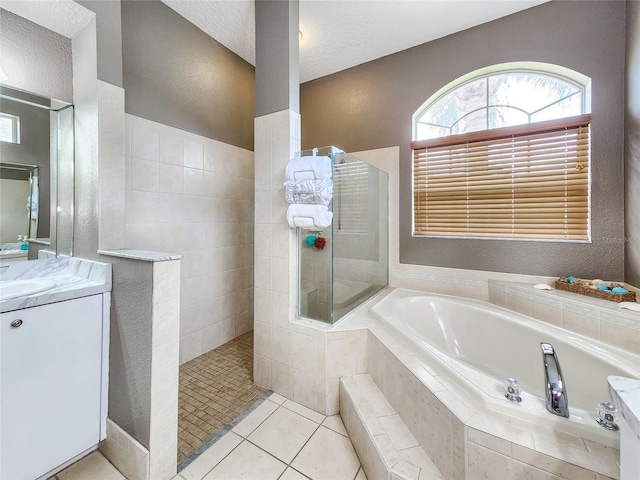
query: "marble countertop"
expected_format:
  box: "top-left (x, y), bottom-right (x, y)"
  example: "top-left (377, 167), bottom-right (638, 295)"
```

top-left (608, 376), bottom-right (640, 439)
top-left (98, 249), bottom-right (182, 262)
top-left (0, 257), bottom-right (112, 313)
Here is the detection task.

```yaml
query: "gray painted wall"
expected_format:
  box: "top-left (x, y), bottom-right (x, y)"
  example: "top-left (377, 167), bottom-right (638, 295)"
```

top-left (255, 0), bottom-right (300, 116)
top-left (301, 0), bottom-right (626, 280)
top-left (106, 257), bottom-right (153, 448)
top-left (0, 8), bottom-right (73, 103)
top-left (76, 0), bottom-right (123, 87)
top-left (626, 0), bottom-right (640, 287)
top-left (121, 0), bottom-right (255, 151)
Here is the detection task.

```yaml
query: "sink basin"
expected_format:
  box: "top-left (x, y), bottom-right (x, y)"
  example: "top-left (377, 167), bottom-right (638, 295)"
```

top-left (0, 279), bottom-right (57, 301)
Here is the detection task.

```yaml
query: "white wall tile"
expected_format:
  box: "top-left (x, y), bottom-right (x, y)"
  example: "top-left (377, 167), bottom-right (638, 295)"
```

top-left (272, 257), bottom-right (290, 294)
top-left (159, 163), bottom-right (183, 194)
top-left (202, 322), bottom-right (222, 352)
top-left (183, 167), bottom-right (203, 196)
top-left (272, 361), bottom-right (294, 399)
top-left (100, 221), bottom-right (125, 250)
top-left (131, 157), bottom-right (159, 192)
top-left (271, 326), bottom-right (293, 366)
top-left (254, 354), bottom-right (272, 389)
top-left (220, 316), bottom-right (236, 344)
top-left (124, 115), bottom-right (255, 362)
top-left (183, 141), bottom-right (204, 170)
top-left (293, 370), bottom-right (317, 411)
top-left (254, 321), bottom-right (271, 359)
top-left (294, 332), bottom-right (317, 375)
top-left (180, 327), bottom-right (202, 364)
top-left (159, 136), bottom-right (182, 166)
top-left (131, 122), bottom-right (159, 162)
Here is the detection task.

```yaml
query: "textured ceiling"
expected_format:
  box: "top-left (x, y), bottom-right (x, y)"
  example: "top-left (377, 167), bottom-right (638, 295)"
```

top-left (162, 0), bottom-right (549, 83)
top-left (1, 0), bottom-right (94, 38)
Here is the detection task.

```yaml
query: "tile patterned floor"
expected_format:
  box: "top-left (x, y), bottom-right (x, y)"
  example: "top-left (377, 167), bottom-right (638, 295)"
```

top-left (178, 331), bottom-right (267, 464)
top-left (54, 393), bottom-right (367, 480)
top-left (179, 392), bottom-right (366, 480)
top-left (53, 331), bottom-right (367, 479)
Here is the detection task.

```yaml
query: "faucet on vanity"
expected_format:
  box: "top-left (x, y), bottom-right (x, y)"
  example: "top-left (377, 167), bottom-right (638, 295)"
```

top-left (540, 342), bottom-right (569, 418)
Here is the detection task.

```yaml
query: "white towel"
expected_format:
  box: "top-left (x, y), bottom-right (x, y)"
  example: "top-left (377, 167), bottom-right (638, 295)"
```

top-left (284, 179), bottom-right (333, 205)
top-left (286, 204), bottom-right (333, 229)
top-left (285, 156), bottom-right (332, 180)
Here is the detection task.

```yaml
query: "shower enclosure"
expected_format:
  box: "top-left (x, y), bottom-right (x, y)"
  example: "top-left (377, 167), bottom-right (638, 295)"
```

top-left (297, 146), bottom-right (389, 324)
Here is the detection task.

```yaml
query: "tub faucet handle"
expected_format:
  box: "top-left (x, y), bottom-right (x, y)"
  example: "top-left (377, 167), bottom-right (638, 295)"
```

top-left (504, 377), bottom-right (522, 402)
top-left (596, 401), bottom-right (619, 431)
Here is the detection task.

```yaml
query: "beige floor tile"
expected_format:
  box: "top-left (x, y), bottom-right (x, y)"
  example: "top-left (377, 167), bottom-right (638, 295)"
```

top-left (57, 451), bottom-right (125, 480)
top-left (355, 467), bottom-right (368, 480)
top-left (291, 426), bottom-right (360, 480)
top-left (268, 392), bottom-right (287, 405)
top-left (181, 431), bottom-right (243, 480)
top-left (202, 441), bottom-right (286, 480)
top-left (322, 415), bottom-right (348, 436)
top-left (232, 398), bottom-right (279, 438)
top-left (248, 406), bottom-right (319, 464)
top-left (279, 467), bottom-right (310, 480)
top-left (282, 399), bottom-right (326, 424)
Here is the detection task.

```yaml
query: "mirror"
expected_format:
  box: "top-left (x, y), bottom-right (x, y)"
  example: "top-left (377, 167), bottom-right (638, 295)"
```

top-left (0, 85), bottom-right (74, 260)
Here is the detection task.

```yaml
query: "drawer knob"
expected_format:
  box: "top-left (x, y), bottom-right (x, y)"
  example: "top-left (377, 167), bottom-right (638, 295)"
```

top-left (10, 319), bottom-right (23, 328)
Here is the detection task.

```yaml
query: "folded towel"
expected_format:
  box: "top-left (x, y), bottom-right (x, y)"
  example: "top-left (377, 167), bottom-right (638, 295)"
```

top-left (286, 204), bottom-right (333, 229)
top-left (284, 179), bottom-right (333, 205)
top-left (285, 155), bottom-right (332, 180)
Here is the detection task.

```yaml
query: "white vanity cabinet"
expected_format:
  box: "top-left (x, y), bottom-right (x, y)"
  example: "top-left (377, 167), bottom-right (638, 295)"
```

top-left (0, 293), bottom-right (110, 480)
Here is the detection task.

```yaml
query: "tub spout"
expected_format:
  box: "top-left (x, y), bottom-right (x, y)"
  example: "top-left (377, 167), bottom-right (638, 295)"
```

top-left (541, 342), bottom-right (569, 418)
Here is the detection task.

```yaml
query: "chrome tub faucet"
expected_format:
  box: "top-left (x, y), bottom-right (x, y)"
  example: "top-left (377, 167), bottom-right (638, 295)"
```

top-left (541, 342), bottom-right (569, 418)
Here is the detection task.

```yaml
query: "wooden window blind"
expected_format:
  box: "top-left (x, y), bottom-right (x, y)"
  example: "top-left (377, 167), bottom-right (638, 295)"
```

top-left (412, 114), bottom-right (591, 240)
top-left (334, 159), bottom-right (369, 234)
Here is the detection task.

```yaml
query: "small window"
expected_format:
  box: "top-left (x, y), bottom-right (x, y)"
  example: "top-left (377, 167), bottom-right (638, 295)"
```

top-left (0, 113), bottom-right (20, 144)
top-left (412, 67), bottom-right (590, 241)
top-left (334, 158), bottom-right (369, 234)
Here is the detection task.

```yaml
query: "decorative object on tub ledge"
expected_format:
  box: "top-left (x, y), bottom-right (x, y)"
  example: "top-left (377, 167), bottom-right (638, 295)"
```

top-left (533, 283), bottom-right (554, 290)
top-left (314, 235), bottom-right (326, 250)
top-left (555, 276), bottom-right (636, 302)
top-left (618, 302), bottom-right (640, 312)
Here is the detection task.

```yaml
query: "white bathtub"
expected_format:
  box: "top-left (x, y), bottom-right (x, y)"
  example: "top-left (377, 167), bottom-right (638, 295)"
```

top-left (369, 288), bottom-right (640, 439)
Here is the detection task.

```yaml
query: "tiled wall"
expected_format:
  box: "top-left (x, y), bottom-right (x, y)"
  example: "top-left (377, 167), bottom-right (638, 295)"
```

top-left (123, 114), bottom-right (254, 364)
top-left (252, 109), bottom-right (370, 415)
top-left (488, 280), bottom-right (640, 354)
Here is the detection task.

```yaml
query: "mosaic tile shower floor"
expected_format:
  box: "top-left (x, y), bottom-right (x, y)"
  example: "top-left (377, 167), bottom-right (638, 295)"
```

top-left (177, 331), bottom-right (266, 464)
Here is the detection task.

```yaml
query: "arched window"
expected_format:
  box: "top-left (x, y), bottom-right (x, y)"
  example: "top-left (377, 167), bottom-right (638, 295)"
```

top-left (411, 64), bottom-right (591, 241)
